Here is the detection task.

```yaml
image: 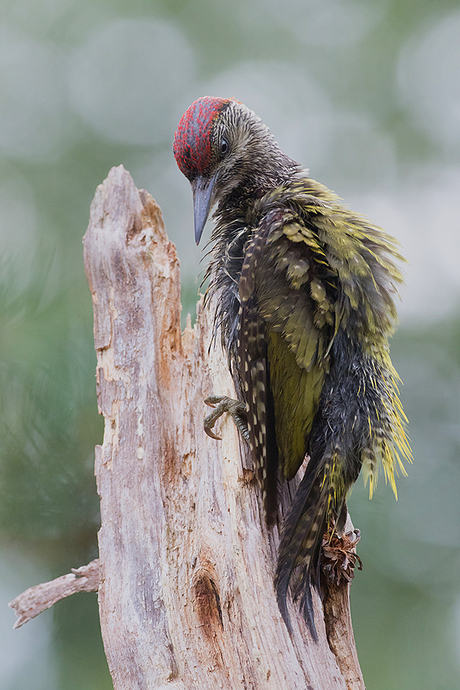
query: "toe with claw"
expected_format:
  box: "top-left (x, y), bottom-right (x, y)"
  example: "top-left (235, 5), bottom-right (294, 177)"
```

top-left (204, 395), bottom-right (249, 442)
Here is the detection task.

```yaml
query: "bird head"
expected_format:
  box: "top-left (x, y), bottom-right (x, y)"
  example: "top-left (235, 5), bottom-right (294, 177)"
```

top-left (173, 96), bottom-right (294, 244)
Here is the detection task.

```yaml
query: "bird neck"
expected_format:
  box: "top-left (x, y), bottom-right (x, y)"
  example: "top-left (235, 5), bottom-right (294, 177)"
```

top-left (216, 157), bottom-right (301, 231)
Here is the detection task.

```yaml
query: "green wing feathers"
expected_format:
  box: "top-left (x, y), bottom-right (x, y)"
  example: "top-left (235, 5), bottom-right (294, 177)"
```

top-left (244, 176), bottom-right (411, 499)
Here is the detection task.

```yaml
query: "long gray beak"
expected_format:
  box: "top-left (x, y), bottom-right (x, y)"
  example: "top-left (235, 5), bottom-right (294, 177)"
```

top-left (192, 174), bottom-right (217, 245)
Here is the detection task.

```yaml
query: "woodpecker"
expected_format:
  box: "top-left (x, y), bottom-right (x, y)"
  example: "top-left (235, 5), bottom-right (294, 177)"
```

top-left (173, 96), bottom-right (411, 637)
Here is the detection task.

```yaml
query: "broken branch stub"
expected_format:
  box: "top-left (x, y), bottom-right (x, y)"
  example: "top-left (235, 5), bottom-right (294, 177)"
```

top-left (8, 560), bottom-right (100, 629)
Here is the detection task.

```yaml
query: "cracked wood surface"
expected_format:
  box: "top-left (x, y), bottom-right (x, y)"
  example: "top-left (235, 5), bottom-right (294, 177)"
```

top-left (82, 165), bottom-right (365, 690)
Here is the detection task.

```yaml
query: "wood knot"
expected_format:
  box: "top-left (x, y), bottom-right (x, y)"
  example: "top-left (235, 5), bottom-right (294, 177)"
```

top-left (192, 569), bottom-right (223, 635)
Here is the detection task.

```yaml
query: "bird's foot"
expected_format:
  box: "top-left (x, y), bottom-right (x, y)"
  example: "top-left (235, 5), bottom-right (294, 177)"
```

top-left (321, 528), bottom-right (362, 586)
top-left (204, 395), bottom-right (249, 442)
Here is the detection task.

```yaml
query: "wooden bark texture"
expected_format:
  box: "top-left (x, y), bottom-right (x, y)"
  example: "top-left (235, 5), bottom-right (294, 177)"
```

top-left (83, 165), bottom-right (365, 690)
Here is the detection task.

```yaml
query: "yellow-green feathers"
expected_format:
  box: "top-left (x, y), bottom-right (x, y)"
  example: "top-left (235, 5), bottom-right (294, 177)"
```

top-left (245, 178), bottom-right (410, 494)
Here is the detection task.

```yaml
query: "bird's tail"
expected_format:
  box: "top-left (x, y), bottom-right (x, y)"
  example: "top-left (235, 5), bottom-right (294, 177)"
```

top-left (274, 451), bottom-right (343, 639)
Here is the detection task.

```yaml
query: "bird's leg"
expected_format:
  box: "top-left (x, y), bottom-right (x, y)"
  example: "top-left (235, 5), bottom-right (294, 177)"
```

top-left (204, 395), bottom-right (249, 442)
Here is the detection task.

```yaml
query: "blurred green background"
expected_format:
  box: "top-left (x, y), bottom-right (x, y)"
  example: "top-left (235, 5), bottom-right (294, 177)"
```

top-left (1, 0), bottom-right (459, 688)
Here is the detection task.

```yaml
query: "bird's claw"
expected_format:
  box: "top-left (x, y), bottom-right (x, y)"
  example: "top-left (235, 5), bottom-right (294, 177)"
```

top-left (204, 396), bottom-right (228, 439)
top-left (204, 395), bottom-right (249, 442)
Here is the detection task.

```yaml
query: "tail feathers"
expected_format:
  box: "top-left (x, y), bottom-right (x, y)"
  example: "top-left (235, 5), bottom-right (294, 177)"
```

top-left (275, 455), bottom-right (335, 639)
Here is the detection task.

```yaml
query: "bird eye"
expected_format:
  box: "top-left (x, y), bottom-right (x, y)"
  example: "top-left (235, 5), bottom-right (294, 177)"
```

top-left (220, 139), bottom-right (229, 155)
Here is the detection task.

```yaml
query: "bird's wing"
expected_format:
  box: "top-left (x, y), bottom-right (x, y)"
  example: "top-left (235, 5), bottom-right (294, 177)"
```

top-left (251, 210), bottom-right (336, 481)
top-left (239, 181), bottom-right (405, 485)
top-left (238, 203), bottom-right (335, 489)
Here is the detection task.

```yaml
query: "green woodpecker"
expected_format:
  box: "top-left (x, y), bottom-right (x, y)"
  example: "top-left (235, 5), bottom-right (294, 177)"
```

top-left (173, 96), bottom-right (411, 637)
